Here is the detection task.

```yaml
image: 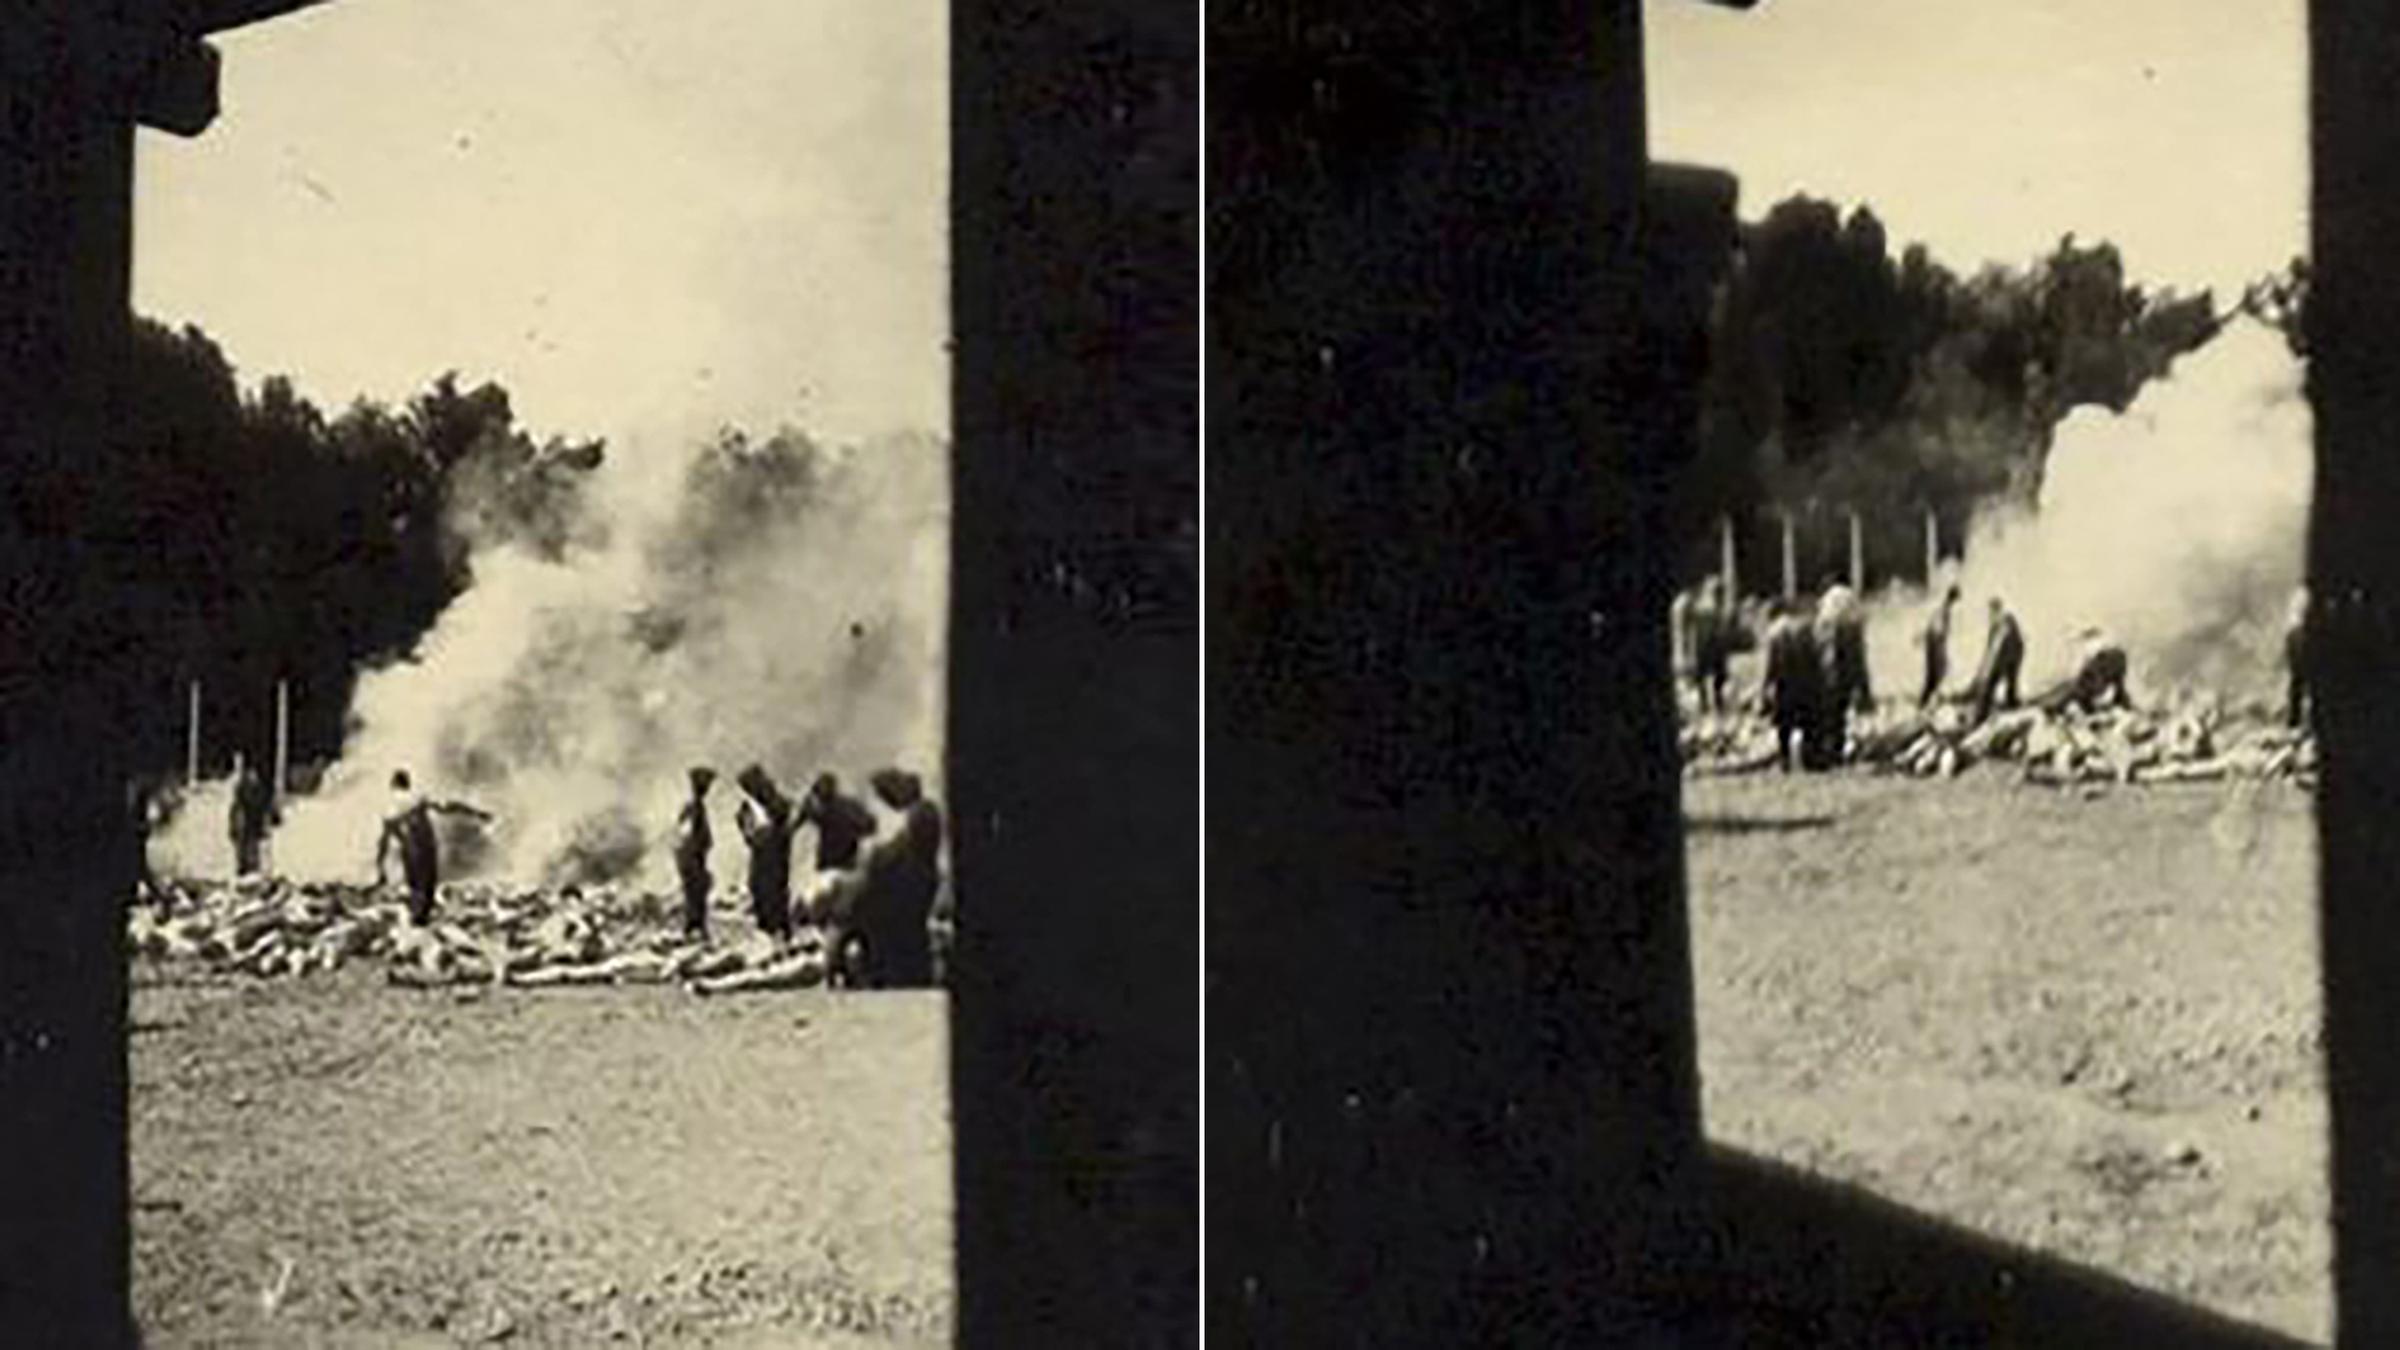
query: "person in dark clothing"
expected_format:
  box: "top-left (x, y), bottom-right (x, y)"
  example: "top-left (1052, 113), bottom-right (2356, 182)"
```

top-left (2285, 586), bottom-right (2314, 729)
top-left (672, 766), bottom-right (717, 941)
top-left (734, 764), bottom-right (799, 942)
top-left (1816, 582), bottom-right (1872, 717)
top-left (129, 775), bottom-right (168, 912)
top-left (1691, 578), bottom-right (1736, 714)
top-left (228, 755), bottom-right (277, 878)
top-left (2053, 630), bottom-right (2132, 714)
top-left (1762, 601), bottom-right (1825, 773)
top-left (799, 772), bottom-right (879, 873)
top-left (377, 770), bottom-right (491, 926)
top-left (839, 768), bottom-right (946, 989)
top-left (1919, 585), bottom-right (1961, 708)
top-left (1970, 597), bottom-right (2026, 723)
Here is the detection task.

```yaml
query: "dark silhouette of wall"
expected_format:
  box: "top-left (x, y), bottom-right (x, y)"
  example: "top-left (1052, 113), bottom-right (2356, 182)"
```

top-left (951, 1), bottom-right (1198, 1344)
top-left (0, 10), bottom-right (141, 1340)
top-left (2309, 5), bottom-right (2400, 1346)
top-left (1208, 3), bottom-right (1701, 1339)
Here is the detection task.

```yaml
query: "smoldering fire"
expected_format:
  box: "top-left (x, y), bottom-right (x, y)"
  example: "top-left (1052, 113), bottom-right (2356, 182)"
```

top-left (152, 424), bottom-right (948, 890)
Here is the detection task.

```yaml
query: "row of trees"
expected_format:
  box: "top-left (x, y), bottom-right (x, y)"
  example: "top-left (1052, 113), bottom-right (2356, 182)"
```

top-left (104, 319), bottom-right (601, 781)
top-left (1678, 193), bottom-right (2308, 589)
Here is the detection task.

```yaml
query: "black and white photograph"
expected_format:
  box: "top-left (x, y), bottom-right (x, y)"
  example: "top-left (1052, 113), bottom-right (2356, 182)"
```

top-left (2, 2), bottom-right (1194, 1345)
top-left (1211, 1), bottom-right (2400, 1345)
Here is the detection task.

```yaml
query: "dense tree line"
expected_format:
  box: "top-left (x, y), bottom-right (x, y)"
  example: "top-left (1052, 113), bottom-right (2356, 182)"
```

top-left (103, 318), bottom-right (601, 782)
top-left (1681, 192), bottom-right (2306, 591)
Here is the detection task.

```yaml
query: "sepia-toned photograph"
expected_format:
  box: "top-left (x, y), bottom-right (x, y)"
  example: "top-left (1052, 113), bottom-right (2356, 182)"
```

top-left (122, 3), bottom-right (954, 1344)
top-left (8, 1), bottom-right (1193, 1344)
top-left (1207, 0), bottom-right (2396, 1344)
top-left (1651, 2), bottom-right (2324, 1341)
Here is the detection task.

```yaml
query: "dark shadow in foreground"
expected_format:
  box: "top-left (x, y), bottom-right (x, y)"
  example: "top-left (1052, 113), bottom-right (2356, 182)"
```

top-left (1674, 1147), bottom-right (2310, 1348)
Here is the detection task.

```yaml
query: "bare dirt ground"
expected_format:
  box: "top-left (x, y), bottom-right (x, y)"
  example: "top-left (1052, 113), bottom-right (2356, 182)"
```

top-left (130, 970), bottom-right (952, 1348)
top-left (1687, 770), bottom-right (2330, 1344)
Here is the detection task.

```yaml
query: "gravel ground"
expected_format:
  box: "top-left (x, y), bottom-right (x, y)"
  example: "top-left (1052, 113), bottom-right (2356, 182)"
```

top-left (130, 969), bottom-right (952, 1348)
top-left (1687, 769), bottom-right (2329, 1344)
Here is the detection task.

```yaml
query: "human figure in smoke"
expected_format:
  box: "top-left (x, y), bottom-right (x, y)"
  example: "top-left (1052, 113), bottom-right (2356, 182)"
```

top-left (733, 764), bottom-right (799, 943)
top-left (1817, 575), bottom-right (1872, 716)
top-left (1690, 577), bottom-right (1739, 715)
top-left (672, 767), bottom-right (717, 941)
top-left (801, 772), bottom-right (878, 872)
top-left (1807, 577), bottom-right (1868, 766)
top-left (836, 768), bottom-right (946, 989)
top-left (129, 774), bottom-right (170, 913)
top-left (2048, 626), bottom-right (2133, 715)
top-left (1970, 596), bottom-right (2026, 723)
top-left (1918, 584), bottom-right (1962, 709)
top-left (2284, 585), bottom-right (2315, 729)
top-left (1762, 598), bottom-right (1825, 773)
top-left (376, 770), bottom-right (493, 927)
top-left (797, 770), bottom-right (879, 923)
top-left (228, 753), bottom-right (278, 879)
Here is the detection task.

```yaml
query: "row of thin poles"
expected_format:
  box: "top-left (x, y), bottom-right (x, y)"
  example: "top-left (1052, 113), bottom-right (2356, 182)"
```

top-left (1715, 508), bottom-right (1948, 600)
top-left (182, 679), bottom-right (294, 804)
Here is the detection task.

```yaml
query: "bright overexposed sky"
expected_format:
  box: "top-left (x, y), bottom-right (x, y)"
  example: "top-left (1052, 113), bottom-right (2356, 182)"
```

top-left (134, 1), bottom-right (947, 451)
top-left (1647, 0), bottom-right (2307, 297)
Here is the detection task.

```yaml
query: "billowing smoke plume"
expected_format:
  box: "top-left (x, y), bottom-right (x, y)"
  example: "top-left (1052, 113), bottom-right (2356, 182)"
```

top-left (156, 425), bottom-right (948, 888)
top-left (1863, 316), bottom-right (2311, 704)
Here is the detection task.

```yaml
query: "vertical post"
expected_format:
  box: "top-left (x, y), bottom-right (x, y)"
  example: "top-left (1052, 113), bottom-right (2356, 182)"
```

top-left (273, 679), bottom-right (291, 803)
top-left (185, 679), bottom-right (201, 783)
top-left (1719, 514), bottom-right (1739, 601)
top-left (0, 9), bottom-right (142, 1336)
top-left (1780, 512), bottom-right (1797, 599)
top-left (1924, 507), bottom-right (1940, 586)
top-left (1848, 511), bottom-right (1865, 591)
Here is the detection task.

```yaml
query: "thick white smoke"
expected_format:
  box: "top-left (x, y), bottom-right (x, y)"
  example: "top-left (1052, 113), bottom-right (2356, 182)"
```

top-left (1864, 316), bottom-right (2311, 706)
top-left (153, 427), bottom-right (948, 889)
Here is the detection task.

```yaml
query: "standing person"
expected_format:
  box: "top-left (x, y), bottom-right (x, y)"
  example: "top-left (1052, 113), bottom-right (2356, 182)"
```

top-left (228, 754), bottom-right (276, 878)
top-left (1817, 577), bottom-right (1872, 715)
top-left (734, 764), bottom-right (799, 943)
top-left (799, 772), bottom-right (879, 874)
top-left (797, 771), bottom-right (879, 924)
top-left (1669, 586), bottom-right (1696, 696)
top-left (672, 767), bottom-right (717, 941)
top-left (129, 775), bottom-right (168, 913)
top-left (376, 770), bottom-right (491, 927)
top-left (1918, 585), bottom-right (1961, 708)
top-left (848, 768), bottom-right (946, 989)
top-left (1970, 596), bottom-right (2026, 723)
top-left (1691, 577), bottom-right (1735, 715)
top-left (1762, 599), bottom-right (1825, 773)
top-left (2284, 585), bottom-right (2315, 729)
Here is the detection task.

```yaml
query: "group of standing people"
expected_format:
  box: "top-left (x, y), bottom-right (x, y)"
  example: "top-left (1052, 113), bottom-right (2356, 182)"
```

top-left (1757, 580), bottom-right (1874, 772)
top-left (670, 761), bottom-right (945, 988)
top-left (1681, 575), bottom-right (2062, 772)
top-left (359, 757), bottom-right (944, 989)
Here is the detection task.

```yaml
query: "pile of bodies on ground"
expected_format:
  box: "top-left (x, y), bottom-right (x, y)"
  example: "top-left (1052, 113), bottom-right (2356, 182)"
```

top-left (1673, 577), bottom-right (2319, 787)
top-left (136, 760), bottom-right (949, 992)
top-left (1680, 700), bottom-right (2316, 787)
top-left (126, 877), bottom-right (945, 994)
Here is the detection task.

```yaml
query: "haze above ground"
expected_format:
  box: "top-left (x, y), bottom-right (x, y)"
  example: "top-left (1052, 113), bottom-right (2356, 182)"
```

top-left (134, 0), bottom-right (948, 451)
top-left (1648, 0), bottom-right (2306, 297)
